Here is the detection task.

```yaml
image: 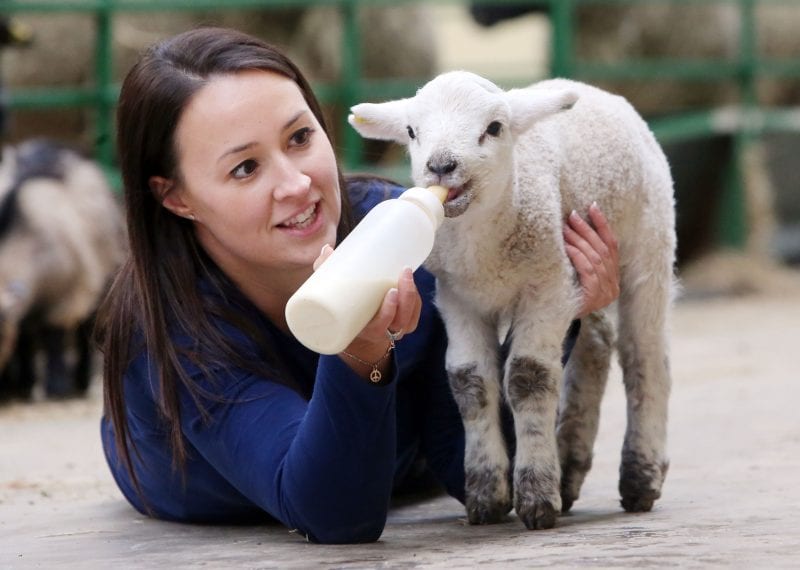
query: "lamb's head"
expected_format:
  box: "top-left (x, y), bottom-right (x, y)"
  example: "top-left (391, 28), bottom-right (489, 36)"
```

top-left (349, 71), bottom-right (578, 217)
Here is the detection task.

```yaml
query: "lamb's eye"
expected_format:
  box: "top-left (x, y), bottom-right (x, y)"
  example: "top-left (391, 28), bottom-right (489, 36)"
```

top-left (486, 121), bottom-right (502, 137)
top-left (407, 126), bottom-right (416, 140)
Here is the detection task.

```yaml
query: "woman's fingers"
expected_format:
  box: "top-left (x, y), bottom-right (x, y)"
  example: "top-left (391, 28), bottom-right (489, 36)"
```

top-left (566, 209), bottom-right (609, 268)
top-left (387, 267), bottom-right (421, 339)
top-left (312, 243), bottom-right (334, 271)
top-left (566, 243), bottom-right (600, 297)
top-left (588, 203), bottom-right (619, 264)
top-left (340, 269), bottom-right (422, 376)
top-left (312, 247), bottom-right (421, 338)
top-left (359, 267), bottom-right (422, 343)
top-left (564, 205), bottom-right (621, 317)
top-left (566, 243), bottom-right (595, 282)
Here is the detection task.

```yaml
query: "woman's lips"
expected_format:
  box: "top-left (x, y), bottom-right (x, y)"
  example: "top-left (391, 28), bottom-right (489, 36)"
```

top-left (277, 202), bottom-right (323, 236)
top-left (278, 202), bottom-right (318, 229)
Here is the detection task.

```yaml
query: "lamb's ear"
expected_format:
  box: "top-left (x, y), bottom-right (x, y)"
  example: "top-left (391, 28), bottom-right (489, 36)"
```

top-left (506, 88), bottom-right (579, 135)
top-left (348, 99), bottom-right (410, 143)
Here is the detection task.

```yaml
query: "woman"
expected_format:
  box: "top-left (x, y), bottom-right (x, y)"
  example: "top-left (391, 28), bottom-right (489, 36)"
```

top-left (98, 27), bottom-right (620, 544)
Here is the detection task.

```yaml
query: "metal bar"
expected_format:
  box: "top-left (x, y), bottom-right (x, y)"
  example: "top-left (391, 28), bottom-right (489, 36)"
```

top-left (550, 0), bottom-right (574, 78)
top-left (93, 0), bottom-right (114, 169)
top-left (738, 0), bottom-right (758, 107)
top-left (757, 59), bottom-right (800, 78)
top-left (650, 106), bottom-right (800, 144)
top-left (574, 60), bottom-right (743, 81)
top-left (340, 0), bottom-right (362, 170)
top-left (717, 0), bottom-right (758, 248)
top-left (6, 88), bottom-right (101, 108)
top-left (0, 0), bottom-right (349, 13)
top-left (3, 0), bottom-right (798, 10)
top-left (719, 128), bottom-right (749, 248)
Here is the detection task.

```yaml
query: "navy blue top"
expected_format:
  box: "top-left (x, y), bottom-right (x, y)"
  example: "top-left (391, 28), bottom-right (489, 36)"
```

top-left (101, 180), bottom-right (467, 544)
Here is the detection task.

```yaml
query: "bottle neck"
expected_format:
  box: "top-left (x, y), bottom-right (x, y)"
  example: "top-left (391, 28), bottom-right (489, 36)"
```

top-left (399, 187), bottom-right (445, 229)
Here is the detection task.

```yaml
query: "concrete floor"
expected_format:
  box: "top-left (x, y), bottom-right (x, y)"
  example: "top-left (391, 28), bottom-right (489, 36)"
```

top-left (2, 284), bottom-right (800, 568)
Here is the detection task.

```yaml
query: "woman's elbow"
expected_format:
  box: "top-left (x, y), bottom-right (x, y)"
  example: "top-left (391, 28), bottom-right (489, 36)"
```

top-left (301, 516), bottom-right (386, 544)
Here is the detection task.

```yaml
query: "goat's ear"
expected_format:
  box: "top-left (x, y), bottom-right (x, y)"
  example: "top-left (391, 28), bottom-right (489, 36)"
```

top-left (506, 88), bottom-right (579, 136)
top-left (348, 99), bottom-right (410, 143)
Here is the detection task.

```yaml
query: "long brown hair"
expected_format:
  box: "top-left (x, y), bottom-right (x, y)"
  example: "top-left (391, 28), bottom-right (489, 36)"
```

top-left (96, 27), bottom-right (354, 498)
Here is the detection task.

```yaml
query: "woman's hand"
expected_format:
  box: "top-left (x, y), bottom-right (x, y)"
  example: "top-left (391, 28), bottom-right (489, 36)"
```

top-left (345, 266), bottom-right (422, 380)
top-left (315, 245), bottom-right (422, 379)
top-left (564, 203), bottom-right (620, 318)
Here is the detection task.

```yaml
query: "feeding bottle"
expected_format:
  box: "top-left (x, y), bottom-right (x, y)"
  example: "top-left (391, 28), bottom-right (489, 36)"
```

top-left (285, 185), bottom-right (448, 354)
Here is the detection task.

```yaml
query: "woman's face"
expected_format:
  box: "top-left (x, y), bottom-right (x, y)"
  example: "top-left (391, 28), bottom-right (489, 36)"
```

top-left (164, 70), bottom-right (341, 290)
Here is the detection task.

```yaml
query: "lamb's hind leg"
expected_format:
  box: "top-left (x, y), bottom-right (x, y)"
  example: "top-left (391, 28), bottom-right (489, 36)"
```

top-left (557, 311), bottom-right (614, 512)
top-left (505, 304), bottom-right (574, 530)
top-left (617, 253), bottom-right (674, 512)
top-left (437, 284), bottom-right (511, 524)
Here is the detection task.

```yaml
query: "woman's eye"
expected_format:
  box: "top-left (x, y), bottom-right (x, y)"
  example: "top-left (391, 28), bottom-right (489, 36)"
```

top-left (231, 159), bottom-right (258, 179)
top-left (486, 121), bottom-right (502, 137)
top-left (290, 127), bottom-right (314, 146)
top-left (407, 126), bottom-right (415, 140)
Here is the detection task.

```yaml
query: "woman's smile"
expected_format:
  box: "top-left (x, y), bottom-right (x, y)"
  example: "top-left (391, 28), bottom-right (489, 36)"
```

top-left (276, 200), bottom-right (324, 236)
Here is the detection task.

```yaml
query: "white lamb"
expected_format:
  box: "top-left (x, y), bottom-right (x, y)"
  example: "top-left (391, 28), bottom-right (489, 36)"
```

top-left (349, 72), bottom-right (676, 530)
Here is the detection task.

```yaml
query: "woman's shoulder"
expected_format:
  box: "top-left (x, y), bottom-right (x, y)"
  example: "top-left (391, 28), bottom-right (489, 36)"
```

top-left (345, 175), bottom-right (404, 221)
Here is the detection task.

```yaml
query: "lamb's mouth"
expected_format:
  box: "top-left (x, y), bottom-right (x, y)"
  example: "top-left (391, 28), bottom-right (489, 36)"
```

top-left (443, 182), bottom-right (473, 217)
top-left (445, 184), bottom-right (467, 202)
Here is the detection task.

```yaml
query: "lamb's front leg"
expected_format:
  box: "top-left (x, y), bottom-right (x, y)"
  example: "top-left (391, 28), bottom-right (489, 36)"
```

top-left (436, 284), bottom-right (510, 524)
top-left (506, 300), bottom-right (576, 530)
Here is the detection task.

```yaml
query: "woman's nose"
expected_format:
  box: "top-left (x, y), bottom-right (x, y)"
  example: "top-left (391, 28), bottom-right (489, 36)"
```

top-left (272, 157), bottom-right (312, 201)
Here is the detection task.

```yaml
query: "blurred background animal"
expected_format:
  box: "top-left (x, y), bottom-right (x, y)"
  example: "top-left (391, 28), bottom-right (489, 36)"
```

top-left (0, 139), bottom-right (125, 401)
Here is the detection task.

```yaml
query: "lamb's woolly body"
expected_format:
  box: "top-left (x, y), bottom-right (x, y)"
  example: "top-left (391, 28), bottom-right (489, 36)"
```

top-left (350, 71), bottom-right (676, 529)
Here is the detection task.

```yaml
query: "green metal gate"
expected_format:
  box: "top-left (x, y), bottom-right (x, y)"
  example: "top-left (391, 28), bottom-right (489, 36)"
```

top-left (546, 0), bottom-right (800, 248)
top-left (1, 0), bottom-right (799, 249)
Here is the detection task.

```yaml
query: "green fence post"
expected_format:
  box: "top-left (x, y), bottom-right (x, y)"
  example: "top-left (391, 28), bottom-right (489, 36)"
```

top-left (550, 0), bottom-right (574, 78)
top-left (340, 0), bottom-right (362, 171)
top-left (718, 0), bottom-right (757, 249)
top-left (94, 0), bottom-right (114, 174)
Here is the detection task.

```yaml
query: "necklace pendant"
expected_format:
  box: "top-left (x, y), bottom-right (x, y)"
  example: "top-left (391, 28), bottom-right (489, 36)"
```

top-left (369, 368), bottom-right (382, 383)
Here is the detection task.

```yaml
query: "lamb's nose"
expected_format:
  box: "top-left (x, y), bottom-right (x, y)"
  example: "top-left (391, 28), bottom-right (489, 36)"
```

top-left (426, 158), bottom-right (458, 176)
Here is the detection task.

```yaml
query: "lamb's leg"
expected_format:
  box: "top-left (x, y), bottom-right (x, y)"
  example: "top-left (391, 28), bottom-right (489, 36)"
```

top-left (557, 311), bottom-right (614, 512)
top-left (616, 255), bottom-right (673, 512)
top-left (505, 301), bottom-right (575, 530)
top-left (14, 327), bottom-right (37, 400)
top-left (437, 284), bottom-right (510, 524)
top-left (43, 327), bottom-right (72, 399)
top-left (74, 318), bottom-right (94, 395)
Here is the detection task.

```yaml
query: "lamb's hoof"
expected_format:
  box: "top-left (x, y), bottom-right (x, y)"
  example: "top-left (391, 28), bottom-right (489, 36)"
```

top-left (619, 455), bottom-right (668, 513)
top-left (559, 455), bottom-right (591, 513)
top-left (466, 498), bottom-right (512, 525)
top-left (517, 501), bottom-right (558, 530)
top-left (46, 387), bottom-right (78, 400)
top-left (620, 494), bottom-right (656, 513)
top-left (464, 467), bottom-right (511, 524)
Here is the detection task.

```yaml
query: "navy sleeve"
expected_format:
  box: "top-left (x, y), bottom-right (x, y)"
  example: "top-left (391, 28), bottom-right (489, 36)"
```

top-left (175, 355), bottom-right (398, 544)
top-left (407, 276), bottom-right (467, 504)
top-left (418, 340), bottom-right (467, 503)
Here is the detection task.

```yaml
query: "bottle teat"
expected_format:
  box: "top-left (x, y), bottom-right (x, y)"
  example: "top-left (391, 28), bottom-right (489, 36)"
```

top-left (427, 185), bottom-right (448, 204)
